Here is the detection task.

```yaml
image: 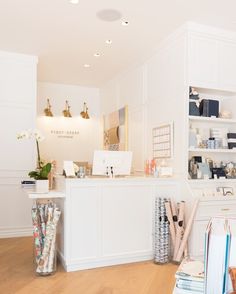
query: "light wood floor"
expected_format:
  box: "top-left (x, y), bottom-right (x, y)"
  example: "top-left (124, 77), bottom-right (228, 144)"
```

top-left (0, 237), bottom-right (177, 294)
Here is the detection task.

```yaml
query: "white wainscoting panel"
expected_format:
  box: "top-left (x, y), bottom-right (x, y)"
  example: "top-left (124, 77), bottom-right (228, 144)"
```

top-left (0, 51), bottom-right (37, 238)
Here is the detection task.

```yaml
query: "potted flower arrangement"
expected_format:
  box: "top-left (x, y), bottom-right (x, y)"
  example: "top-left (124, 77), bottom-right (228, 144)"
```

top-left (17, 129), bottom-right (51, 192)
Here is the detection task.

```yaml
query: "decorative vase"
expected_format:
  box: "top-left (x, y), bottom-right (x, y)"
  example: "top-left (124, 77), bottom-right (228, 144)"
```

top-left (35, 179), bottom-right (49, 193)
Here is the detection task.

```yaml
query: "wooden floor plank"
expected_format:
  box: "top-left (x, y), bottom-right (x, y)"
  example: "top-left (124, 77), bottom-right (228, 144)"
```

top-left (0, 237), bottom-right (177, 294)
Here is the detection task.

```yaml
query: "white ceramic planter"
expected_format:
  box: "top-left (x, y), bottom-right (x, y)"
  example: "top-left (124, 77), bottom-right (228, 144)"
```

top-left (36, 179), bottom-right (49, 193)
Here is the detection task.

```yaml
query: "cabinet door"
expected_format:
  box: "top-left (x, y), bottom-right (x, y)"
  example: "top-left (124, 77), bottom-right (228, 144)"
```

top-left (219, 40), bottom-right (236, 92)
top-left (189, 220), bottom-right (208, 259)
top-left (101, 185), bottom-right (153, 257)
top-left (69, 186), bottom-right (100, 261)
top-left (188, 34), bottom-right (218, 88)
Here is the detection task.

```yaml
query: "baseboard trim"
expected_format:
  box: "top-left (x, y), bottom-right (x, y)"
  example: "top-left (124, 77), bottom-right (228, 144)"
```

top-left (58, 250), bottom-right (153, 272)
top-left (0, 226), bottom-right (32, 238)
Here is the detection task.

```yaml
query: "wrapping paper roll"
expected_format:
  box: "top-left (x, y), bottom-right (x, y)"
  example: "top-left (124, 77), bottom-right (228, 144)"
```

top-left (165, 201), bottom-right (176, 248)
top-left (171, 200), bottom-right (178, 232)
top-left (31, 201), bottom-right (61, 275)
top-left (154, 197), bottom-right (170, 264)
top-left (173, 201), bottom-right (185, 261)
top-left (175, 199), bottom-right (199, 262)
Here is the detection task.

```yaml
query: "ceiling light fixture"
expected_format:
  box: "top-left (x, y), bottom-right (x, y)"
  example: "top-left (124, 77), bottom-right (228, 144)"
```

top-left (44, 98), bottom-right (53, 117)
top-left (69, 0), bottom-right (79, 4)
top-left (80, 102), bottom-right (90, 119)
top-left (105, 39), bottom-right (112, 45)
top-left (62, 100), bottom-right (72, 117)
top-left (84, 64), bottom-right (91, 68)
top-left (122, 20), bottom-right (129, 26)
top-left (94, 53), bottom-right (100, 57)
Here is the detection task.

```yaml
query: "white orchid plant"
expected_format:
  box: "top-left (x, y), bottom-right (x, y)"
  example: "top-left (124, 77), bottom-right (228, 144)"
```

top-left (17, 129), bottom-right (51, 180)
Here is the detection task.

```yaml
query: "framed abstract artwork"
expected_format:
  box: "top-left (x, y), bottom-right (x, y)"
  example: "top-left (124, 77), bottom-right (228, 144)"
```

top-left (103, 105), bottom-right (128, 151)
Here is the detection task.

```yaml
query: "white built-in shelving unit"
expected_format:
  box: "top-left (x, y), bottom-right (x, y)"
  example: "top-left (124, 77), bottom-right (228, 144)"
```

top-left (167, 23), bottom-right (236, 293)
top-left (181, 24), bottom-right (236, 263)
top-left (187, 86), bottom-right (236, 182)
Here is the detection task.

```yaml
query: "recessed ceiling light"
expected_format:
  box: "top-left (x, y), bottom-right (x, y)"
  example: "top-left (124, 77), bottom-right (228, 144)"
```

top-left (122, 20), bottom-right (129, 26)
top-left (84, 64), bottom-right (90, 68)
top-left (94, 53), bottom-right (100, 57)
top-left (106, 39), bottom-right (112, 45)
top-left (69, 0), bottom-right (79, 4)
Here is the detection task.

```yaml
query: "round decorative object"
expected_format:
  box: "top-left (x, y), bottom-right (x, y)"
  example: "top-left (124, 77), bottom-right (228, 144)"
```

top-left (96, 9), bottom-right (122, 22)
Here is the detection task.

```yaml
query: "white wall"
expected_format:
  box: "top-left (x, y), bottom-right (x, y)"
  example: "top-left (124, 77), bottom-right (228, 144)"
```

top-left (100, 26), bottom-right (187, 176)
top-left (0, 51), bottom-right (37, 238)
top-left (37, 82), bottom-right (102, 173)
top-left (146, 30), bottom-right (187, 176)
top-left (100, 65), bottom-right (148, 173)
top-left (0, 74), bottom-right (101, 238)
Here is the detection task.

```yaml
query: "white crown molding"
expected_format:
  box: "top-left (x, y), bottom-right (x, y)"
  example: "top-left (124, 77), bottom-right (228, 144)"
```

top-left (0, 50), bottom-right (38, 64)
top-left (186, 21), bottom-right (236, 42)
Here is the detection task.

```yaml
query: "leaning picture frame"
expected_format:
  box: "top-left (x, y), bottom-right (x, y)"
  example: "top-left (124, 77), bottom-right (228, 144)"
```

top-left (152, 121), bottom-right (174, 159)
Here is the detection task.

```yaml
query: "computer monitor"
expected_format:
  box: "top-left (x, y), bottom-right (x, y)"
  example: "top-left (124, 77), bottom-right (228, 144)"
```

top-left (92, 150), bottom-right (132, 176)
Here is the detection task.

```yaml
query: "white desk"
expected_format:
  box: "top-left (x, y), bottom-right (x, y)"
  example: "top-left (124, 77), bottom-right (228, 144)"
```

top-left (54, 176), bottom-right (180, 272)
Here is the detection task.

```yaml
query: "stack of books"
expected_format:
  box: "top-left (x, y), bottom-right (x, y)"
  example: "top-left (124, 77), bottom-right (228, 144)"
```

top-left (174, 217), bottom-right (236, 294)
top-left (174, 258), bottom-right (204, 294)
top-left (21, 180), bottom-right (35, 188)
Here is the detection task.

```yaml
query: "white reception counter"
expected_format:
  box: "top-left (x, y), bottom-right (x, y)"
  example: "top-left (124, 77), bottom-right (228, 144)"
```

top-left (54, 176), bottom-right (180, 272)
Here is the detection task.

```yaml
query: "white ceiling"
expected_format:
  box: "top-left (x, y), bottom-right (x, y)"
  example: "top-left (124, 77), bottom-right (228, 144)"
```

top-left (0, 0), bottom-right (236, 87)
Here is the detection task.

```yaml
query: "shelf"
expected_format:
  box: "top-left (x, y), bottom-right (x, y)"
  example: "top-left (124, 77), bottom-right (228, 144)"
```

top-left (189, 115), bottom-right (236, 124)
top-left (201, 195), bottom-right (236, 201)
top-left (188, 179), bottom-right (236, 184)
top-left (188, 148), bottom-right (236, 153)
top-left (190, 86), bottom-right (236, 97)
top-left (23, 188), bottom-right (65, 199)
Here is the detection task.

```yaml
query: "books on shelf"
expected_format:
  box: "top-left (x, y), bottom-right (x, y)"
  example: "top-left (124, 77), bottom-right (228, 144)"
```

top-left (205, 217), bottom-right (236, 294)
top-left (174, 258), bottom-right (204, 294)
top-left (21, 180), bottom-right (35, 187)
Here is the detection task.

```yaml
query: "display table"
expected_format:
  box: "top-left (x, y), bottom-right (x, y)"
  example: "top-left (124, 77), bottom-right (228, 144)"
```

top-left (54, 176), bottom-right (180, 272)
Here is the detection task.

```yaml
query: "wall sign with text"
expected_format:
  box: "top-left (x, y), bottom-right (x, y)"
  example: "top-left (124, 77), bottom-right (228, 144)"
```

top-left (50, 129), bottom-right (80, 139)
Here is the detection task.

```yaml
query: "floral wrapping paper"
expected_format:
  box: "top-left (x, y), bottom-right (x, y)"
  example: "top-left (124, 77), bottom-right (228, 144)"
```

top-left (31, 202), bottom-right (61, 274)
